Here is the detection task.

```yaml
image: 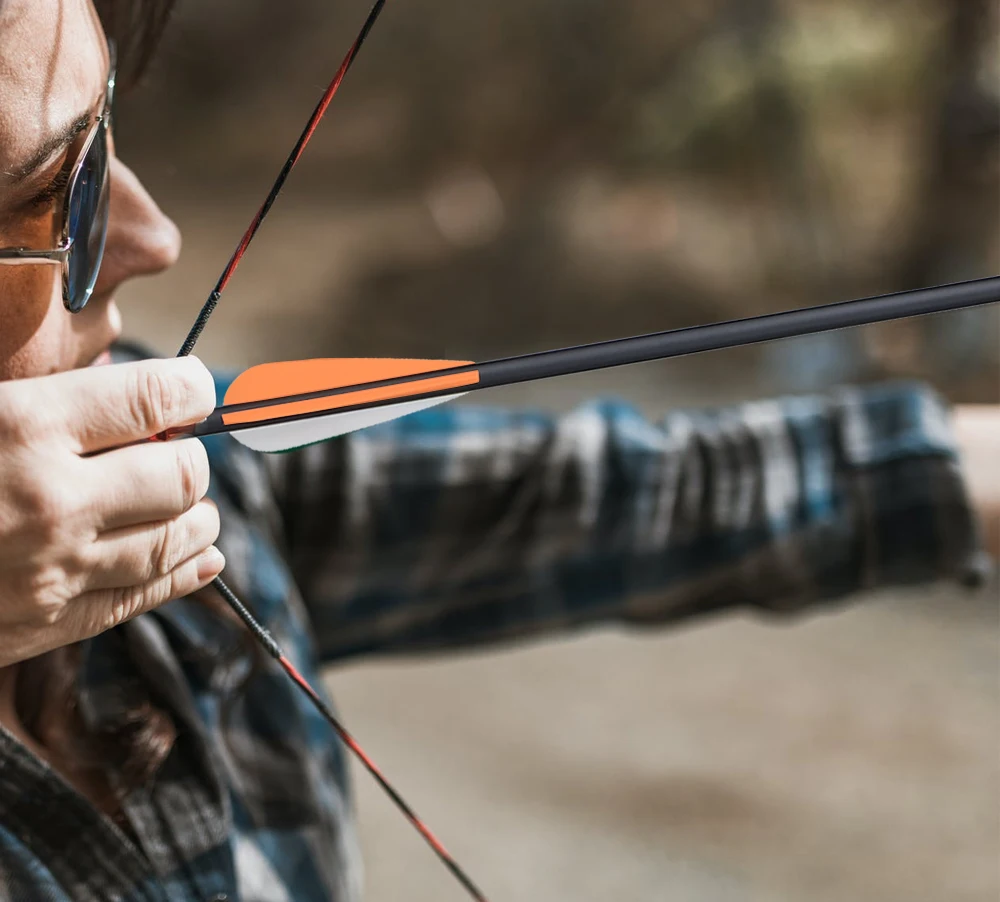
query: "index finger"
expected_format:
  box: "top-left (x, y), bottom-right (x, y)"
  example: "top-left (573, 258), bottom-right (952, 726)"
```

top-left (31, 357), bottom-right (218, 454)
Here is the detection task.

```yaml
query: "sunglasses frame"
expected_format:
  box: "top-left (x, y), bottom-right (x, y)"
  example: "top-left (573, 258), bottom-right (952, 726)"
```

top-left (0, 40), bottom-right (116, 313)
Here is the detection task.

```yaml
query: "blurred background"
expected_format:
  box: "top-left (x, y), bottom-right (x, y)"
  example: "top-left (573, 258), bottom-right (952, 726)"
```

top-left (112, 1), bottom-right (998, 899)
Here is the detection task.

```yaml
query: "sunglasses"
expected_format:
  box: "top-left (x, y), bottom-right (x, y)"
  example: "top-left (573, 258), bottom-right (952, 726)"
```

top-left (0, 41), bottom-right (116, 314)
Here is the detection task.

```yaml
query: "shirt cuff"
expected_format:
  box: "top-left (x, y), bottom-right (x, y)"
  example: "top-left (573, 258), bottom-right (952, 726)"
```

top-left (813, 380), bottom-right (993, 602)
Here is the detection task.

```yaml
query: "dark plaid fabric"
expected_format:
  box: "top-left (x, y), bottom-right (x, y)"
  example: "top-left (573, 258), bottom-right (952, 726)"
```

top-left (0, 341), bottom-right (987, 901)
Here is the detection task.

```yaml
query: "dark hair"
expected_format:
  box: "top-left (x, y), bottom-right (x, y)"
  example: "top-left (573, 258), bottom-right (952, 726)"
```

top-left (92, 0), bottom-right (178, 91)
top-left (16, 588), bottom-right (262, 805)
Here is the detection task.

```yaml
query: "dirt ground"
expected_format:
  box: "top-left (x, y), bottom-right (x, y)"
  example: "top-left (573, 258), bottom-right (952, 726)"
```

top-left (334, 589), bottom-right (998, 902)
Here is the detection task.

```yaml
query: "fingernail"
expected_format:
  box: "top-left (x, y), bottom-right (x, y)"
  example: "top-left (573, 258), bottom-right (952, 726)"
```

top-left (197, 547), bottom-right (226, 580)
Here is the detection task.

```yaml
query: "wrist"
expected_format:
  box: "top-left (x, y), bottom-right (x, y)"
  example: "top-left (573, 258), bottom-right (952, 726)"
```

top-left (951, 404), bottom-right (1000, 562)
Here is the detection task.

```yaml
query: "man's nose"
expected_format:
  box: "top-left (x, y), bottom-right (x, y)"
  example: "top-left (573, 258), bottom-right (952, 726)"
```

top-left (91, 156), bottom-right (181, 295)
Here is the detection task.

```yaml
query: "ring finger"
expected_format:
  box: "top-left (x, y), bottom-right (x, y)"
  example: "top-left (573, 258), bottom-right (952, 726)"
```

top-left (82, 499), bottom-right (221, 592)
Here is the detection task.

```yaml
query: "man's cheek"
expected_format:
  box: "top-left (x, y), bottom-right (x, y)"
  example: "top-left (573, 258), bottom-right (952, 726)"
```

top-left (0, 275), bottom-right (69, 379)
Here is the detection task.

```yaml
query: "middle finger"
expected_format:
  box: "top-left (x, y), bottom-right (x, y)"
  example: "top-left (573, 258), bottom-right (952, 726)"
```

top-left (86, 438), bottom-right (211, 532)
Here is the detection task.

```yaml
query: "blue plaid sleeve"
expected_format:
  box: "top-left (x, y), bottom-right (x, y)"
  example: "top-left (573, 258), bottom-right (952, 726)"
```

top-left (246, 380), bottom-right (987, 663)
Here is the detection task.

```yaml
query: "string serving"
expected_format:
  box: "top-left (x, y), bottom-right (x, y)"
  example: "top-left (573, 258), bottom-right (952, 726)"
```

top-left (170, 2), bottom-right (492, 897)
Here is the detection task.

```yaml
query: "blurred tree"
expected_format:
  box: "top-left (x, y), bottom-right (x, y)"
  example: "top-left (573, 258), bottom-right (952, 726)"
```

top-left (113, 0), bottom-right (997, 396)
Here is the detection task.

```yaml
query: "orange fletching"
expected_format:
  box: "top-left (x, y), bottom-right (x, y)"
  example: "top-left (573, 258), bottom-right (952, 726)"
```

top-left (222, 358), bottom-right (479, 427)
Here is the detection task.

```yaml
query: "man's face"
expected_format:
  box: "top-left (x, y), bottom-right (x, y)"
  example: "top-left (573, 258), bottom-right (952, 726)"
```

top-left (0, 0), bottom-right (181, 381)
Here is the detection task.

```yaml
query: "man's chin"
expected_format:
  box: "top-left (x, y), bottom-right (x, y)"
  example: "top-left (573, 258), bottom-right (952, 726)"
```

top-left (81, 300), bottom-right (122, 368)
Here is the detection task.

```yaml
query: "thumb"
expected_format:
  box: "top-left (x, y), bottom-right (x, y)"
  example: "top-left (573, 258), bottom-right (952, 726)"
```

top-left (23, 356), bottom-right (217, 454)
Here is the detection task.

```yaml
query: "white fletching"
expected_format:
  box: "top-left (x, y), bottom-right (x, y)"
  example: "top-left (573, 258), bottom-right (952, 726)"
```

top-left (230, 392), bottom-right (467, 453)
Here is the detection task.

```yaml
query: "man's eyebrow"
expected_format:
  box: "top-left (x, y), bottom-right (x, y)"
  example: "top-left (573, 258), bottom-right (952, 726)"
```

top-left (2, 111), bottom-right (92, 182)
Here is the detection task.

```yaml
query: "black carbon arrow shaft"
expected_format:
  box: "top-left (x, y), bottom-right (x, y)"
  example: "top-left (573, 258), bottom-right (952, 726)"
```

top-left (178, 275), bottom-right (1000, 440)
top-left (474, 275), bottom-right (1000, 389)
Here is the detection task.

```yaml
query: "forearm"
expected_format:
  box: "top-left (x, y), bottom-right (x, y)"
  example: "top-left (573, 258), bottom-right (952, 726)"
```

top-left (268, 381), bottom-right (987, 663)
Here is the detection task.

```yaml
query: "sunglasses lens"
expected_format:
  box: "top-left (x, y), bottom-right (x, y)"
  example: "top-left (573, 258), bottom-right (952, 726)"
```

top-left (65, 124), bottom-right (110, 313)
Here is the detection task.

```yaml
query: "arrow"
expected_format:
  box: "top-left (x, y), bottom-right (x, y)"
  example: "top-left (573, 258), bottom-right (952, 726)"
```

top-left (159, 275), bottom-right (1000, 453)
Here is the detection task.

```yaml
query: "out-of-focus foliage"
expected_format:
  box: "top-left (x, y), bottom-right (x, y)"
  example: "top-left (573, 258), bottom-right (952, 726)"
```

top-left (116, 0), bottom-right (998, 399)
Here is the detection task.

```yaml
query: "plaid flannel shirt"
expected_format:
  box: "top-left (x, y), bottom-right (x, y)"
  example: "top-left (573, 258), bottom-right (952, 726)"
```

top-left (0, 341), bottom-right (987, 902)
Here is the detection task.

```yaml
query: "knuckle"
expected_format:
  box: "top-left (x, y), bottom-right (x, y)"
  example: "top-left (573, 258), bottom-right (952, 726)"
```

top-left (60, 543), bottom-right (92, 580)
top-left (175, 441), bottom-right (210, 509)
top-left (152, 520), bottom-right (183, 578)
top-left (105, 585), bottom-right (147, 630)
top-left (24, 565), bottom-right (71, 626)
top-left (19, 477), bottom-right (74, 534)
top-left (129, 359), bottom-right (215, 433)
top-left (108, 567), bottom-right (190, 629)
top-left (130, 365), bottom-right (183, 432)
top-left (36, 599), bottom-right (67, 628)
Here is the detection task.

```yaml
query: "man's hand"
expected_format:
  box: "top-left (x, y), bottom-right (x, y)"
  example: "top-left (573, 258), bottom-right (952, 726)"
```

top-left (953, 404), bottom-right (1000, 562)
top-left (0, 357), bottom-right (225, 668)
